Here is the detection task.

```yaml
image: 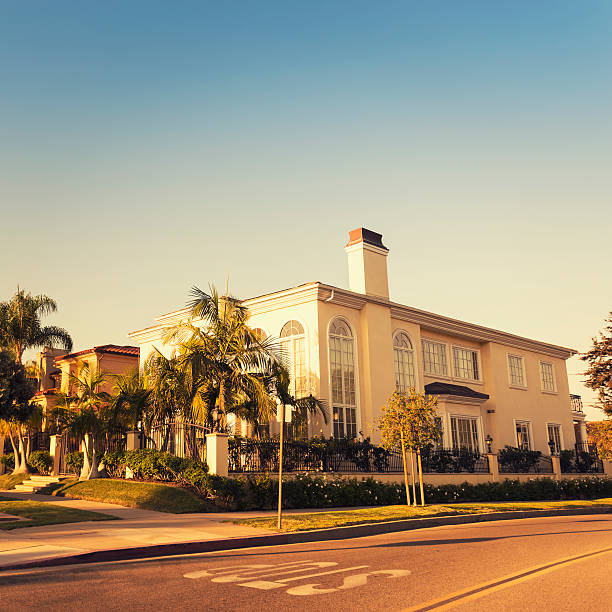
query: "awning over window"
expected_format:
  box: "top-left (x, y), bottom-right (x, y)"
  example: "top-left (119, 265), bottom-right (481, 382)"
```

top-left (424, 382), bottom-right (489, 400)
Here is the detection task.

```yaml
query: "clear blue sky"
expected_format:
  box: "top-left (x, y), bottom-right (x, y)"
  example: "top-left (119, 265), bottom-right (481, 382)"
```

top-left (1, 1), bottom-right (610, 417)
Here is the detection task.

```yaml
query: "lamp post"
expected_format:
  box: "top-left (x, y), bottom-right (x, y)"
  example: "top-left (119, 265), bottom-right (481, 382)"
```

top-left (485, 434), bottom-right (493, 454)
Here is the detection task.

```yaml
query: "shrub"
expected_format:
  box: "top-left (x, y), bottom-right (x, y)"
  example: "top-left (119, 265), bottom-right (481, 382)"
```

top-left (498, 446), bottom-right (542, 472)
top-left (28, 450), bottom-right (52, 475)
top-left (1, 453), bottom-right (15, 470)
top-left (65, 451), bottom-right (84, 474)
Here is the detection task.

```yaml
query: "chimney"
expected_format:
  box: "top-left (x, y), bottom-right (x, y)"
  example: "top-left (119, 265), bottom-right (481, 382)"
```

top-left (344, 228), bottom-right (389, 299)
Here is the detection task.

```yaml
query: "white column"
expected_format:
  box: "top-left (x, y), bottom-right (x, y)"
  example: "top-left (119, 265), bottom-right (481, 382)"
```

top-left (49, 435), bottom-right (61, 476)
top-left (205, 433), bottom-right (229, 477)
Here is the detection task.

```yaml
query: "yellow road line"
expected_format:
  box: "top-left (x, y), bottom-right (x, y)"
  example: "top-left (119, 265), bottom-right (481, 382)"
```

top-left (403, 545), bottom-right (612, 611)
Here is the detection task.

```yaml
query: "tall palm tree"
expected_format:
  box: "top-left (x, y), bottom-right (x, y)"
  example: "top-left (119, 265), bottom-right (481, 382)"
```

top-left (164, 285), bottom-right (282, 430)
top-left (0, 288), bottom-right (72, 363)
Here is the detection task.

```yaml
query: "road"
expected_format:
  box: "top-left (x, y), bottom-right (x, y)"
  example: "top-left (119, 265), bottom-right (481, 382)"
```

top-left (1, 514), bottom-right (612, 611)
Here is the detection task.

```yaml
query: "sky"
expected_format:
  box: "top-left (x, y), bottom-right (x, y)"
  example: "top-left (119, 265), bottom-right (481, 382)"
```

top-left (1, 1), bottom-right (610, 419)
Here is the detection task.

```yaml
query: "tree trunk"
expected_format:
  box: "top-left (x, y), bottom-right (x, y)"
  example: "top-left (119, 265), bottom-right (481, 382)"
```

top-left (15, 429), bottom-right (31, 474)
top-left (80, 436), bottom-right (91, 480)
top-left (8, 431), bottom-right (21, 474)
top-left (400, 430), bottom-right (411, 506)
top-left (88, 436), bottom-right (102, 479)
top-left (417, 448), bottom-right (425, 506)
top-left (409, 451), bottom-right (417, 506)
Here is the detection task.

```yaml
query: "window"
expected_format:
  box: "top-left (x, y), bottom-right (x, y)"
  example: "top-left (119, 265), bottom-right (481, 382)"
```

top-left (329, 319), bottom-right (357, 438)
top-left (393, 332), bottom-right (416, 392)
top-left (547, 424), bottom-right (562, 454)
top-left (515, 421), bottom-right (531, 450)
top-left (450, 416), bottom-right (479, 452)
top-left (422, 339), bottom-right (448, 376)
top-left (280, 320), bottom-right (308, 439)
top-left (540, 362), bottom-right (556, 392)
top-left (452, 346), bottom-right (480, 381)
top-left (508, 354), bottom-right (526, 387)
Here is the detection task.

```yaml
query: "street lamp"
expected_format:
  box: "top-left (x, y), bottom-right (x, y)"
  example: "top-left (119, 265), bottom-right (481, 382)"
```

top-left (485, 434), bottom-right (493, 454)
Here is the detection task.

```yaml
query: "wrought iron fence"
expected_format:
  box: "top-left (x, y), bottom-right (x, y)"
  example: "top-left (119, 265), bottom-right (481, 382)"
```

top-left (228, 440), bottom-right (490, 475)
top-left (420, 448), bottom-right (490, 474)
top-left (58, 433), bottom-right (82, 475)
top-left (561, 448), bottom-right (604, 474)
top-left (26, 432), bottom-right (50, 453)
top-left (147, 421), bottom-right (208, 462)
top-left (499, 453), bottom-right (553, 474)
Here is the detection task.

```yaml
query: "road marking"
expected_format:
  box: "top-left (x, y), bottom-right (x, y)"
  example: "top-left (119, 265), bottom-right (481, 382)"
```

top-left (184, 560), bottom-right (411, 595)
top-left (403, 545), bottom-right (612, 611)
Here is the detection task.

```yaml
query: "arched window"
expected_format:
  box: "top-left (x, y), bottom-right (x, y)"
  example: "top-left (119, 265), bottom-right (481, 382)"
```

top-left (280, 320), bottom-right (308, 438)
top-left (393, 331), bottom-right (416, 392)
top-left (329, 318), bottom-right (357, 438)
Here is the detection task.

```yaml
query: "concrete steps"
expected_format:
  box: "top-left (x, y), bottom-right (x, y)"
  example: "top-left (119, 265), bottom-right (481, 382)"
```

top-left (13, 475), bottom-right (71, 493)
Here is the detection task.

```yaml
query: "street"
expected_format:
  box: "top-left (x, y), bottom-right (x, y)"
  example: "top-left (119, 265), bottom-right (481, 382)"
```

top-left (1, 514), bottom-right (611, 611)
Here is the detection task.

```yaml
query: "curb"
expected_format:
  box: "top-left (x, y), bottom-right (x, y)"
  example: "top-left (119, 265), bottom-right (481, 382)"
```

top-left (2, 506), bottom-right (611, 572)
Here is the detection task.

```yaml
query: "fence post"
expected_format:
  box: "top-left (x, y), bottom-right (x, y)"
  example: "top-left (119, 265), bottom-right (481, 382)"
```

top-left (603, 461), bottom-right (612, 478)
top-left (205, 432), bottom-right (229, 477)
top-left (124, 430), bottom-right (141, 479)
top-left (551, 455), bottom-right (561, 480)
top-left (49, 435), bottom-right (62, 476)
top-left (487, 453), bottom-right (499, 482)
top-left (0, 435), bottom-right (5, 475)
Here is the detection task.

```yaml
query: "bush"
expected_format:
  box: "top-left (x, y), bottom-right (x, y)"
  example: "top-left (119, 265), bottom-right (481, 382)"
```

top-left (498, 446), bottom-right (542, 472)
top-left (101, 449), bottom-right (210, 496)
top-left (65, 451), bottom-right (84, 474)
top-left (1, 453), bottom-right (15, 470)
top-left (28, 450), bottom-right (52, 475)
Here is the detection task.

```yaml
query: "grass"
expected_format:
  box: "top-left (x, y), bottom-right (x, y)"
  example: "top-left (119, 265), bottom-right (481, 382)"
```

top-left (49, 478), bottom-right (211, 513)
top-left (0, 499), bottom-right (116, 530)
top-left (0, 473), bottom-right (27, 490)
top-left (233, 499), bottom-right (612, 532)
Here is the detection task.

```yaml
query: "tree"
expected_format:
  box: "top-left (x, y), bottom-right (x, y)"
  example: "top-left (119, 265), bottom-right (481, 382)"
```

top-left (586, 421), bottom-right (612, 460)
top-left (53, 363), bottom-right (110, 479)
top-left (582, 313), bottom-right (612, 416)
top-left (164, 285), bottom-right (282, 428)
top-left (0, 288), bottom-right (72, 363)
top-left (379, 389), bottom-right (440, 506)
top-left (0, 350), bottom-right (37, 472)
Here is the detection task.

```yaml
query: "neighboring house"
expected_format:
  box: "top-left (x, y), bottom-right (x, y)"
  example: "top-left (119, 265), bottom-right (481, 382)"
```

top-left (129, 228), bottom-right (578, 455)
top-left (32, 345), bottom-right (140, 421)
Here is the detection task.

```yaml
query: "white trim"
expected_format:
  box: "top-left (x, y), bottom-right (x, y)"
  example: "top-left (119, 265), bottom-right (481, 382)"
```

top-left (326, 315), bottom-right (361, 439)
top-left (392, 328), bottom-right (418, 391)
top-left (545, 422), bottom-right (565, 452)
top-left (513, 419), bottom-right (533, 450)
top-left (507, 352), bottom-right (528, 389)
top-left (450, 343), bottom-right (483, 383)
top-left (344, 241), bottom-right (389, 257)
top-left (421, 337), bottom-right (450, 378)
top-left (539, 360), bottom-right (558, 394)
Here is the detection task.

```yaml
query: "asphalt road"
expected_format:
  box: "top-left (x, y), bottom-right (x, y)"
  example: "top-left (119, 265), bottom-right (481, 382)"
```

top-left (2, 514), bottom-right (612, 611)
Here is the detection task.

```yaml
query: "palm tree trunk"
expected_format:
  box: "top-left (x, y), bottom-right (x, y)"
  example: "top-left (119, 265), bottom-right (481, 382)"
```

top-left (88, 436), bottom-right (101, 479)
top-left (80, 436), bottom-right (91, 480)
top-left (8, 431), bottom-right (21, 474)
top-left (15, 429), bottom-right (31, 474)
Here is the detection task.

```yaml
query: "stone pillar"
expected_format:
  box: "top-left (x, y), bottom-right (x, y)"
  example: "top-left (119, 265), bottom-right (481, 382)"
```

top-left (124, 430), bottom-right (141, 479)
top-left (551, 455), bottom-right (561, 480)
top-left (603, 461), bottom-right (612, 478)
top-left (205, 433), bottom-right (229, 477)
top-left (487, 453), bottom-right (499, 482)
top-left (50, 435), bottom-right (62, 476)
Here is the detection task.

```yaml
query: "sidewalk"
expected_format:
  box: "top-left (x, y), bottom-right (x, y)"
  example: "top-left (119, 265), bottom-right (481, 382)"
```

top-left (0, 490), bottom-right (278, 568)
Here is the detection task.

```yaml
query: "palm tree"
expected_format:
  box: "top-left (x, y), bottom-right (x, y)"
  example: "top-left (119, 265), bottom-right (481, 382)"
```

top-left (0, 288), bottom-right (72, 363)
top-left (53, 364), bottom-right (110, 479)
top-left (164, 285), bottom-right (282, 430)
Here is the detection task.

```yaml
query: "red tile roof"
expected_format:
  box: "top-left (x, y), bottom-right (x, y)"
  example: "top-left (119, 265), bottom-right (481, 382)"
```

top-left (56, 344), bottom-right (140, 361)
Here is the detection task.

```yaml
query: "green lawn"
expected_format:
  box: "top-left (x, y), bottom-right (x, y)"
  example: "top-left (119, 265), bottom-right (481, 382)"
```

top-left (233, 499), bottom-right (612, 532)
top-left (0, 473), bottom-right (27, 490)
top-left (50, 479), bottom-right (211, 513)
top-left (0, 499), bottom-right (117, 530)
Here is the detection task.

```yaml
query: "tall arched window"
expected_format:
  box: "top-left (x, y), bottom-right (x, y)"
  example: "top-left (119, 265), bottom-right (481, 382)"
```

top-left (393, 331), bottom-right (416, 392)
top-left (329, 318), bottom-right (357, 438)
top-left (280, 320), bottom-right (307, 438)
